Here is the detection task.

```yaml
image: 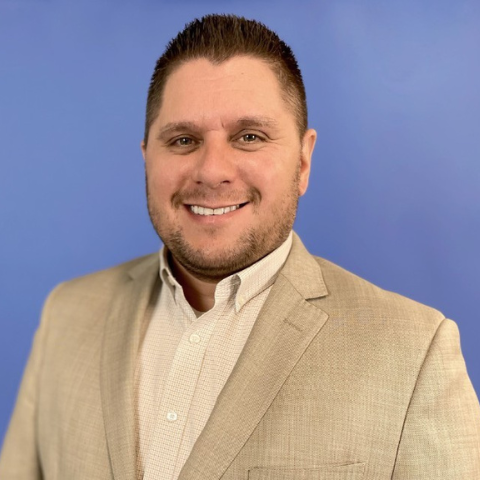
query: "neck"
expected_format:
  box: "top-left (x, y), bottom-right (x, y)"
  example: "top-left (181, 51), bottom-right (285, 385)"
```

top-left (168, 255), bottom-right (219, 312)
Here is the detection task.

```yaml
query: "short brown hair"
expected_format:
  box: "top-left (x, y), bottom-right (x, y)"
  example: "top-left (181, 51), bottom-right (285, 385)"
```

top-left (144, 14), bottom-right (308, 143)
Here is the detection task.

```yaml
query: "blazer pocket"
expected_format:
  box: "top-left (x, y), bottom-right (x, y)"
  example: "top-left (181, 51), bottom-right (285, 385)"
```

top-left (248, 462), bottom-right (365, 480)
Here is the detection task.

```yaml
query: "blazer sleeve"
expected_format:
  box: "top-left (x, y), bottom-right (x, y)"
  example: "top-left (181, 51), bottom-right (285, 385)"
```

top-left (0, 285), bottom-right (62, 479)
top-left (392, 318), bottom-right (480, 478)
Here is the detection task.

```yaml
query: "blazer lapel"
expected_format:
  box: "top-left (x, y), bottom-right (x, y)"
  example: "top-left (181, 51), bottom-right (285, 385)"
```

top-left (100, 255), bottom-right (159, 480)
top-left (179, 234), bottom-right (329, 480)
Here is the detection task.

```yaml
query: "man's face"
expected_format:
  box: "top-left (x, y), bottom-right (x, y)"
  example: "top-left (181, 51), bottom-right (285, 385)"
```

top-left (142, 55), bottom-right (316, 280)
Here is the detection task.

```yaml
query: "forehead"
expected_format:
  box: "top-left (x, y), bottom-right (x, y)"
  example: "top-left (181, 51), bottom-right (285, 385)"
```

top-left (157, 56), bottom-right (296, 129)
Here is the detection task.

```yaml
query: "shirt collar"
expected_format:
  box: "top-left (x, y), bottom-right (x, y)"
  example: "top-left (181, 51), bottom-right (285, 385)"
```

top-left (158, 231), bottom-right (293, 313)
top-left (232, 232), bottom-right (292, 311)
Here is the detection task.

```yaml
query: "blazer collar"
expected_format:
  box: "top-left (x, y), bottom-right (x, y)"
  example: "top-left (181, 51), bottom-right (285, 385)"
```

top-left (278, 232), bottom-right (328, 300)
top-left (179, 233), bottom-right (329, 480)
top-left (100, 233), bottom-right (328, 480)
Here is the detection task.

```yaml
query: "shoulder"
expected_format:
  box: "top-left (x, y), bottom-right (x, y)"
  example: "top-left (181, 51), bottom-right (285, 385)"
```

top-left (42, 252), bottom-right (158, 316)
top-left (311, 254), bottom-right (446, 342)
top-left (285, 233), bottom-right (446, 335)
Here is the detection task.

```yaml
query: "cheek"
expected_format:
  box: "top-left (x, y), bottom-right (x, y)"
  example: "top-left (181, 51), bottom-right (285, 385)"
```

top-left (147, 155), bottom-right (193, 188)
top-left (146, 160), bottom-right (178, 192)
top-left (146, 172), bottom-right (171, 213)
top-left (240, 155), bottom-right (286, 185)
top-left (243, 159), bottom-right (299, 196)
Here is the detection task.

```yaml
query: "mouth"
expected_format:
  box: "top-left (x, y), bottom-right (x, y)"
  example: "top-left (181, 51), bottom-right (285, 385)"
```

top-left (189, 202), bottom-right (248, 216)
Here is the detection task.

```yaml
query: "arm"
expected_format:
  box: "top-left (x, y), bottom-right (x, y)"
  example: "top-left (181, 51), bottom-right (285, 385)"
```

top-left (392, 318), bottom-right (480, 478)
top-left (0, 286), bottom-right (62, 479)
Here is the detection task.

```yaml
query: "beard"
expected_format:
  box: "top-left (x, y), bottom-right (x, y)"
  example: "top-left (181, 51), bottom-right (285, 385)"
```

top-left (146, 168), bottom-right (300, 282)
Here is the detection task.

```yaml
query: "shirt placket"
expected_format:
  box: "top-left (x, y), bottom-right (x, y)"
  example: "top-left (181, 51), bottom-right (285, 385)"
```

top-left (142, 308), bottom-right (219, 480)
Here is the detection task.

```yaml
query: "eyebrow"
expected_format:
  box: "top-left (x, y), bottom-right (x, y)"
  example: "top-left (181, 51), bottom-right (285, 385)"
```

top-left (156, 116), bottom-right (279, 140)
top-left (156, 122), bottom-right (201, 140)
top-left (233, 116), bottom-right (279, 129)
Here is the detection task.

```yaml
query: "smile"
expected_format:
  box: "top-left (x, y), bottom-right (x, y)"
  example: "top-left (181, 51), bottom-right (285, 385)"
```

top-left (190, 204), bottom-right (243, 216)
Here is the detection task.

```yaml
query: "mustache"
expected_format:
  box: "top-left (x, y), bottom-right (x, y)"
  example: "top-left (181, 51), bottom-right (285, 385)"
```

top-left (172, 187), bottom-right (261, 208)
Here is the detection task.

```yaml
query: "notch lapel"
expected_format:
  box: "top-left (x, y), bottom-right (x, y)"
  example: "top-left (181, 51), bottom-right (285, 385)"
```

top-left (179, 235), bottom-right (329, 480)
top-left (100, 255), bottom-right (159, 480)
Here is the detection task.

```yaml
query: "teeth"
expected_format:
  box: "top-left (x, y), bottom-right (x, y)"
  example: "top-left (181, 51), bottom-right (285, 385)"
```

top-left (190, 204), bottom-right (241, 216)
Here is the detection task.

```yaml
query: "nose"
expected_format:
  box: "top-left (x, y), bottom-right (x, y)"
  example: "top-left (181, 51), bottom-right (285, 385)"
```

top-left (192, 137), bottom-right (237, 188)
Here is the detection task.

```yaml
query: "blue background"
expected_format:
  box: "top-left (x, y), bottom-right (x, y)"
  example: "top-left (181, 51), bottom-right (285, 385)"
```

top-left (1, 0), bottom-right (479, 445)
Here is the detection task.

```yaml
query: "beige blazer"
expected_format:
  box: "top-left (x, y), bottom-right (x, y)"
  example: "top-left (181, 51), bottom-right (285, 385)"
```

top-left (1, 234), bottom-right (479, 479)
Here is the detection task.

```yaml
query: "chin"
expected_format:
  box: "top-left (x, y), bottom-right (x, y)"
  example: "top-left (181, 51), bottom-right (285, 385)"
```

top-left (149, 203), bottom-right (296, 280)
top-left (172, 244), bottom-right (258, 281)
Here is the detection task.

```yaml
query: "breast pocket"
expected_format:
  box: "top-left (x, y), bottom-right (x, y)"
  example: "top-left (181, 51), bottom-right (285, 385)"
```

top-left (248, 462), bottom-right (365, 480)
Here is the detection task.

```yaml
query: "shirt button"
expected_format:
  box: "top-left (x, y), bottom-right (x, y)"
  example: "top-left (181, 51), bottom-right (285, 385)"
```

top-left (166, 411), bottom-right (178, 422)
top-left (189, 333), bottom-right (201, 344)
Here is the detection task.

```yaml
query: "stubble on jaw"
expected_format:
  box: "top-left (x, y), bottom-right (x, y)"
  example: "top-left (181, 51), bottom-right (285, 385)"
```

top-left (145, 161), bottom-right (301, 282)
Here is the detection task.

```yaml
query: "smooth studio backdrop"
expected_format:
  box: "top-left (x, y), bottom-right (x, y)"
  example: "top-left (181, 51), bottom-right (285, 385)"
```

top-left (1, 0), bottom-right (479, 445)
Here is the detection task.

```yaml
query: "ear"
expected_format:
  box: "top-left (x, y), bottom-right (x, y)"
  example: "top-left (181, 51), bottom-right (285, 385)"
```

top-left (140, 140), bottom-right (147, 161)
top-left (298, 128), bottom-right (317, 196)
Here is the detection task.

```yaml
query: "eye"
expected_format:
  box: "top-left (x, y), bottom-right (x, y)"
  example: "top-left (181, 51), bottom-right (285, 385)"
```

top-left (174, 136), bottom-right (195, 147)
top-left (242, 133), bottom-right (259, 143)
top-left (233, 131), bottom-right (267, 150)
top-left (237, 132), bottom-right (267, 145)
top-left (166, 135), bottom-right (199, 154)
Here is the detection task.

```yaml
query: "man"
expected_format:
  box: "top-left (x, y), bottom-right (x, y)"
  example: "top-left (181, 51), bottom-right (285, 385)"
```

top-left (1, 14), bottom-right (479, 480)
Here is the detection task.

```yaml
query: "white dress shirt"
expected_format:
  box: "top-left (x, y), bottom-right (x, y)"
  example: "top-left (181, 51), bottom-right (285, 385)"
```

top-left (135, 232), bottom-right (293, 480)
